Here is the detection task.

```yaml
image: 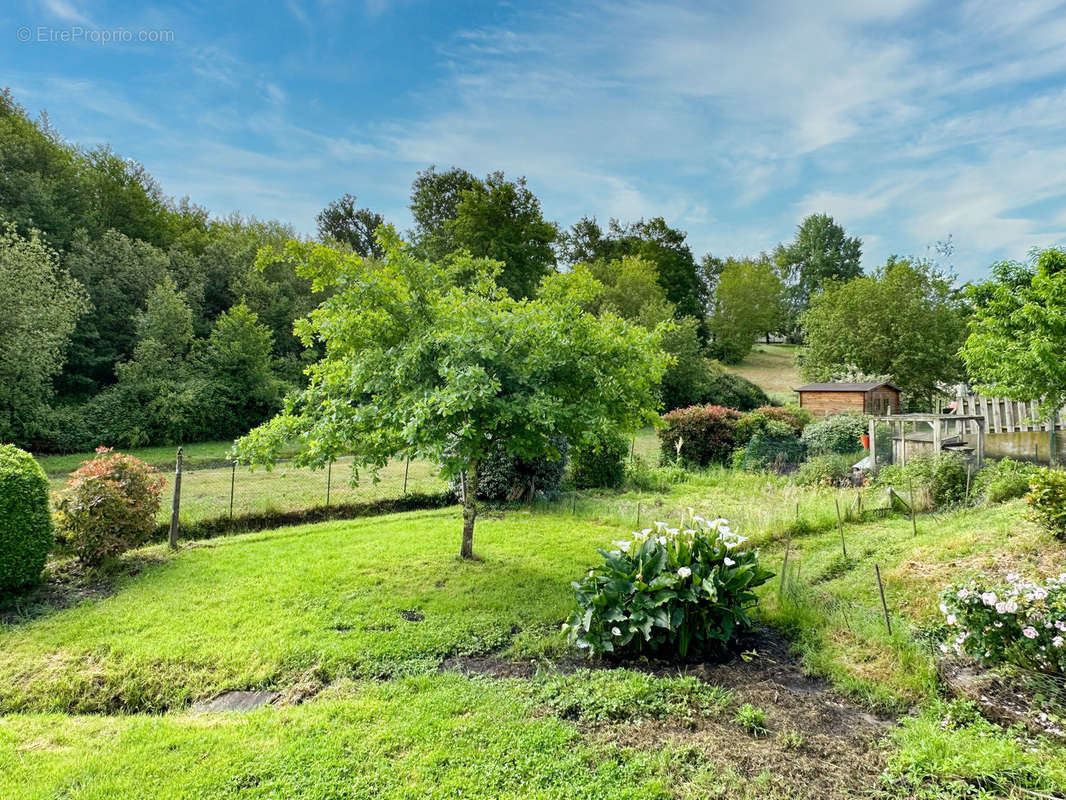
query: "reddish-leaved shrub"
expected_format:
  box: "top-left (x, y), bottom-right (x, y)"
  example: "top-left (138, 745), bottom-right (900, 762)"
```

top-left (659, 405), bottom-right (743, 467)
top-left (53, 447), bottom-right (166, 565)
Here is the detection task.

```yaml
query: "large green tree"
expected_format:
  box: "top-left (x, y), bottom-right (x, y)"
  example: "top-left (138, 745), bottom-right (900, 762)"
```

top-left (961, 247), bottom-right (1066, 421)
top-left (775, 213), bottom-right (863, 341)
top-left (315, 193), bottom-right (385, 258)
top-left (235, 229), bottom-right (666, 558)
top-left (0, 224), bottom-right (87, 444)
top-left (562, 217), bottom-right (708, 336)
top-left (707, 256), bottom-right (785, 364)
top-left (410, 167), bottom-right (558, 299)
top-left (799, 257), bottom-right (967, 407)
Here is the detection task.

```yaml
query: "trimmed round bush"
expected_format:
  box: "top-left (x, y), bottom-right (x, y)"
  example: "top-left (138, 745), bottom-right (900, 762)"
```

top-left (702, 370), bottom-right (769, 412)
top-left (570, 432), bottom-right (627, 489)
top-left (0, 445), bottom-right (53, 593)
top-left (801, 413), bottom-right (869, 456)
top-left (53, 448), bottom-right (166, 565)
top-left (659, 405), bottom-right (743, 467)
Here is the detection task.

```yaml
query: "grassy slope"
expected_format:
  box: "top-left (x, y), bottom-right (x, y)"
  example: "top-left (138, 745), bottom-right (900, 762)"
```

top-left (3, 478), bottom-right (1066, 798)
top-left (731, 343), bottom-right (801, 405)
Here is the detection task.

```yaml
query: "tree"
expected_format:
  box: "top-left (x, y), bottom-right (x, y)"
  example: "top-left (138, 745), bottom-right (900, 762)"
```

top-left (191, 304), bottom-right (282, 437)
top-left (961, 247), bottom-right (1066, 423)
top-left (707, 256), bottom-right (785, 364)
top-left (562, 216), bottom-right (708, 336)
top-left (315, 193), bottom-right (385, 258)
top-left (409, 165), bottom-right (480, 262)
top-left (234, 228), bottom-right (666, 558)
top-left (410, 167), bottom-right (558, 299)
top-left (448, 172), bottom-right (558, 299)
top-left (775, 213), bottom-right (862, 341)
top-left (0, 224), bottom-right (87, 444)
top-left (799, 257), bottom-right (967, 407)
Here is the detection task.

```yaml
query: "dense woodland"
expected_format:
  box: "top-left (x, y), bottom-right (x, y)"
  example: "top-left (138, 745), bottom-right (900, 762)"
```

top-left (0, 88), bottom-right (971, 453)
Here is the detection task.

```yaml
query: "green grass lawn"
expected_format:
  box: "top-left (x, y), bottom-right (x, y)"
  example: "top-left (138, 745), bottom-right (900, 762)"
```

top-left (34, 440), bottom-right (240, 476)
top-left (732, 343), bottom-right (801, 405)
top-left (4, 472), bottom-right (1066, 799)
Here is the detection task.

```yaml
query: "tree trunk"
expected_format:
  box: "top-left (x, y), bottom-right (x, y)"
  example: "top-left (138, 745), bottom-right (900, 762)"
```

top-left (460, 466), bottom-right (478, 559)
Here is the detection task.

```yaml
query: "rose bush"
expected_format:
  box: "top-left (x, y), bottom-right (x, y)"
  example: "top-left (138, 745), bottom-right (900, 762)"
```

top-left (938, 572), bottom-right (1066, 674)
top-left (564, 516), bottom-right (773, 659)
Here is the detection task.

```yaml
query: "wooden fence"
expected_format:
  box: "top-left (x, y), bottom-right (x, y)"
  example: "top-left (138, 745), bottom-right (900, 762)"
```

top-left (951, 388), bottom-right (1065, 434)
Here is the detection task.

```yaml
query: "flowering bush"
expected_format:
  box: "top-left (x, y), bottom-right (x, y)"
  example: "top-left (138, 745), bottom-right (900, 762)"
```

top-left (564, 516), bottom-right (774, 658)
top-left (659, 405), bottom-right (744, 467)
top-left (53, 448), bottom-right (166, 565)
top-left (1027, 467), bottom-right (1066, 539)
top-left (938, 572), bottom-right (1066, 674)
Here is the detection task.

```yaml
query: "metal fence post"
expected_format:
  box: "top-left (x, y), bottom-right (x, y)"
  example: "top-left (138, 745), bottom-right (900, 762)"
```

top-left (326, 459), bottom-right (332, 506)
top-left (168, 447), bottom-right (183, 549)
top-left (875, 564), bottom-right (892, 635)
top-left (403, 454), bottom-right (410, 496)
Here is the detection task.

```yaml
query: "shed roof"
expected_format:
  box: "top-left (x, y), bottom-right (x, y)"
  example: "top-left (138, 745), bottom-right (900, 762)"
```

top-left (794, 381), bottom-right (901, 393)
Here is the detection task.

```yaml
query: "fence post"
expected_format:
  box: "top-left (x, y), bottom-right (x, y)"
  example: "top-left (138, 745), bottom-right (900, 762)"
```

top-left (875, 564), bottom-right (892, 635)
top-left (168, 447), bottom-right (183, 549)
top-left (326, 459), bottom-right (332, 506)
top-left (636, 502), bottom-right (641, 528)
top-left (908, 476), bottom-right (918, 537)
top-left (229, 460), bottom-right (236, 520)
top-left (835, 498), bottom-right (847, 558)
top-left (403, 454), bottom-right (410, 496)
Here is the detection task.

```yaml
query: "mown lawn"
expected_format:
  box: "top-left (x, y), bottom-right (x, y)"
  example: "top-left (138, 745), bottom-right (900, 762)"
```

top-left (3, 475), bottom-right (1066, 799)
top-left (731, 343), bottom-right (801, 405)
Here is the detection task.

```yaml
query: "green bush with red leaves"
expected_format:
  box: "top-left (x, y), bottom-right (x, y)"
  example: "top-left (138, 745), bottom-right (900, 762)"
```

top-left (53, 448), bottom-right (166, 565)
top-left (658, 405), bottom-right (743, 467)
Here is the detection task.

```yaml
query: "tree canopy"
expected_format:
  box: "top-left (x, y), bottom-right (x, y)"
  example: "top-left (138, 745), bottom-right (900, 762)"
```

top-left (707, 256), bottom-right (785, 364)
top-left (775, 213), bottom-right (863, 341)
top-left (235, 229), bottom-right (667, 557)
top-left (799, 257), bottom-right (967, 407)
top-left (961, 247), bottom-right (1066, 418)
top-left (315, 193), bottom-right (385, 259)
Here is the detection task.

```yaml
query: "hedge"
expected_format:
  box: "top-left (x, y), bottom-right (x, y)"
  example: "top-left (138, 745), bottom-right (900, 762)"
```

top-left (0, 445), bottom-right (53, 594)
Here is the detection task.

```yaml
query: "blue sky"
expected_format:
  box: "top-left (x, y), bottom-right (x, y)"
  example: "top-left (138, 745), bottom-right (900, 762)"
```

top-left (5, 0), bottom-right (1066, 280)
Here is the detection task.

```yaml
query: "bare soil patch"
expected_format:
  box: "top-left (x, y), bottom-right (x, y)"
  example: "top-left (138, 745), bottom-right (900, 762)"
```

top-left (444, 629), bottom-right (895, 799)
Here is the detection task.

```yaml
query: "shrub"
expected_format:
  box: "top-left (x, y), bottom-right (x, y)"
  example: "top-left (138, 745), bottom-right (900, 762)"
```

top-left (735, 421), bottom-right (806, 473)
top-left (975, 458), bottom-right (1038, 504)
top-left (938, 572), bottom-right (1066, 674)
top-left (793, 452), bottom-right (862, 487)
top-left (0, 445), bottom-right (53, 594)
top-left (750, 405), bottom-right (812, 435)
top-left (876, 453), bottom-right (968, 510)
top-left (570, 432), bottom-right (627, 490)
top-left (1027, 467), bottom-right (1066, 539)
top-left (801, 413), bottom-right (869, 456)
top-left (464, 435), bottom-right (568, 502)
top-left (702, 370), bottom-right (769, 412)
top-left (564, 516), bottom-right (774, 659)
top-left (659, 405), bottom-right (744, 467)
top-left (53, 448), bottom-right (166, 565)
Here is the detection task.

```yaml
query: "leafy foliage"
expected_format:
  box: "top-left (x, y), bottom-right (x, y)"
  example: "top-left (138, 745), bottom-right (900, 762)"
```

top-left (53, 448), bottom-right (165, 565)
top-left (799, 257), bottom-right (967, 405)
top-left (939, 573), bottom-right (1066, 674)
top-left (800, 413), bottom-right (869, 456)
top-left (564, 517), bottom-right (773, 658)
top-left (0, 445), bottom-right (53, 594)
top-left (974, 458), bottom-right (1038, 504)
top-left (0, 224), bottom-right (87, 445)
top-left (235, 230), bottom-right (666, 556)
top-left (569, 432), bottom-right (627, 490)
top-left (315, 193), bottom-right (385, 258)
top-left (1027, 467), bottom-right (1066, 539)
top-left (659, 405), bottom-right (744, 467)
top-left (876, 453), bottom-right (969, 510)
top-left (465, 435), bottom-right (569, 502)
top-left (734, 420), bottom-right (805, 473)
top-left (774, 213), bottom-right (862, 341)
top-left (962, 247), bottom-right (1066, 420)
top-left (792, 453), bottom-right (860, 487)
top-left (707, 256), bottom-right (785, 364)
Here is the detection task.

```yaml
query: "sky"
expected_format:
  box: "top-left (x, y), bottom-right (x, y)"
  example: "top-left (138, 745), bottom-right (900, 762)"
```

top-left (4, 0), bottom-right (1066, 280)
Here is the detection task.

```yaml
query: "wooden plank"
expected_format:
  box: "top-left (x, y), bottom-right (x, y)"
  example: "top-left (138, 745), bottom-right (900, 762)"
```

top-left (1029, 401), bottom-right (1041, 431)
top-left (1017, 402), bottom-right (1028, 432)
top-left (990, 396), bottom-right (1002, 434)
top-left (1004, 398), bottom-right (1015, 431)
top-left (980, 396), bottom-right (992, 432)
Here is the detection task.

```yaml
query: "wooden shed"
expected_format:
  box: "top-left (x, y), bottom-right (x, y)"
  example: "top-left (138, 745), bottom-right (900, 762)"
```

top-left (795, 381), bottom-right (902, 417)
